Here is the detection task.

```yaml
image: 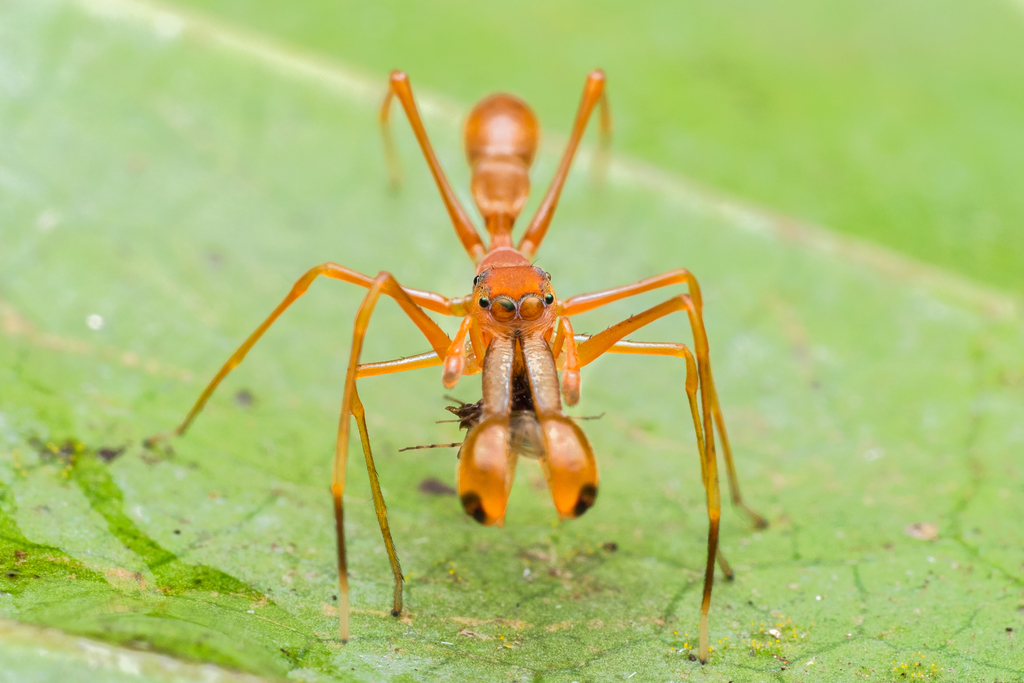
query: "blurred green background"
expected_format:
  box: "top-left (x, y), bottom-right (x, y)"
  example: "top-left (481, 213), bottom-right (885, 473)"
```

top-left (178, 0), bottom-right (1024, 295)
top-left (2, 0), bottom-right (1023, 682)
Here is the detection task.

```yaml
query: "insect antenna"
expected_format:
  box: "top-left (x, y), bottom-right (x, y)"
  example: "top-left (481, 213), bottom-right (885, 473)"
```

top-left (398, 442), bottom-right (464, 453)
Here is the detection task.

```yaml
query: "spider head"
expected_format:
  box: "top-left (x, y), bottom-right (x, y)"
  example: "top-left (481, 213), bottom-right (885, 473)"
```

top-left (473, 260), bottom-right (555, 327)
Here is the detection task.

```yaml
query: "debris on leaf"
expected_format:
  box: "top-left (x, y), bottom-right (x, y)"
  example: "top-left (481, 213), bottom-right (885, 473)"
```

top-left (457, 628), bottom-right (489, 640)
top-left (904, 523), bottom-right (938, 541)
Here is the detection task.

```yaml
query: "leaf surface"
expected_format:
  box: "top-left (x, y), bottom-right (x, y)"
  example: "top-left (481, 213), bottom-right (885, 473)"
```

top-left (1, 1), bottom-right (1023, 681)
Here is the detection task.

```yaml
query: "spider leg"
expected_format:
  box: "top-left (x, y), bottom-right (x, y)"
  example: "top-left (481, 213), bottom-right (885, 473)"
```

top-left (144, 262), bottom-right (461, 447)
top-left (592, 339), bottom-right (735, 581)
top-left (518, 70), bottom-right (607, 258)
top-left (574, 294), bottom-right (728, 664)
top-left (380, 71), bottom-right (486, 262)
top-left (332, 271), bottom-right (463, 641)
top-left (559, 268), bottom-right (766, 528)
top-left (148, 262), bottom-right (463, 643)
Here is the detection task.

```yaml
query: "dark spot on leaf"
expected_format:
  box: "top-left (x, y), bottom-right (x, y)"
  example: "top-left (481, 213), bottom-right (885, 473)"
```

top-left (7, 572), bottom-right (18, 578)
top-left (30, 437), bottom-right (84, 463)
top-left (1007, 627), bottom-right (1014, 632)
top-left (234, 389), bottom-right (254, 407)
top-left (602, 541), bottom-right (618, 552)
top-left (98, 446), bottom-right (124, 462)
top-left (688, 653), bottom-right (696, 661)
top-left (419, 477), bottom-right (456, 496)
top-left (173, 529), bottom-right (181, 534)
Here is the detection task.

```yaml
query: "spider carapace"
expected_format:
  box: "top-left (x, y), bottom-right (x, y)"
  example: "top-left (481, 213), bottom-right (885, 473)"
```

top-left (147, 69), bottom-right (766, 664)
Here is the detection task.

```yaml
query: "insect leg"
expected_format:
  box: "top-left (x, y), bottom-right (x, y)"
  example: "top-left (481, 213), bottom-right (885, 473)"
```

top-left (518, 70), bottom-right (607, 259)
top-left (380, 71), bottom-right (486, 263)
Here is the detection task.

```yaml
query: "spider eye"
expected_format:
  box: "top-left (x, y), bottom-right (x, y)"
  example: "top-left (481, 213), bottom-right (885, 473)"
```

top-left (478, 297), bottom-right (490, 308)
top-left (544, 294), bottom-right (554, 305)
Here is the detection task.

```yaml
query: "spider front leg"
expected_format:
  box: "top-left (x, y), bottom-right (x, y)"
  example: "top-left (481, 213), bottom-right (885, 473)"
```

top-left (380, 71), bottom-right (486, 263)
top-left (518, 69), bottom-right (607, 259)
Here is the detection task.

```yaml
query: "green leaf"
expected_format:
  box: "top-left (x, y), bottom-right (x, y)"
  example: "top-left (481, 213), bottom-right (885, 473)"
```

top-left (2, 1), bottom-right (1022, 681)
top-left (169, 0), bottom-right (1024, 296)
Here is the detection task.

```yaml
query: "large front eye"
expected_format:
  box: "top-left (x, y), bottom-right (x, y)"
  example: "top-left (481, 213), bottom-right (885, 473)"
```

top-left (544, 294), bottom-right (554, 305)
top-left (490, 297), bottom-right (517, 323)
top-left (519, 295), bottom-right (544, 321)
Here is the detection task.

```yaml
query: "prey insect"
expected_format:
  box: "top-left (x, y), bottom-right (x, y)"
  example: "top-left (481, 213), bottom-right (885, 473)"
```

top-left (146, 69), bottom-right (765, 663)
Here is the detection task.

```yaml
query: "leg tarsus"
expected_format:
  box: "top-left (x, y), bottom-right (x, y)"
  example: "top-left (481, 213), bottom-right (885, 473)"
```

top-left (716, 547), bottom-right (734, 581)
top-left (745, 507), bottom-right (769, 529)
top-left (379, 87), bottom-right (403, 191)
top-left (331, 483), bottom-right (350, 643)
